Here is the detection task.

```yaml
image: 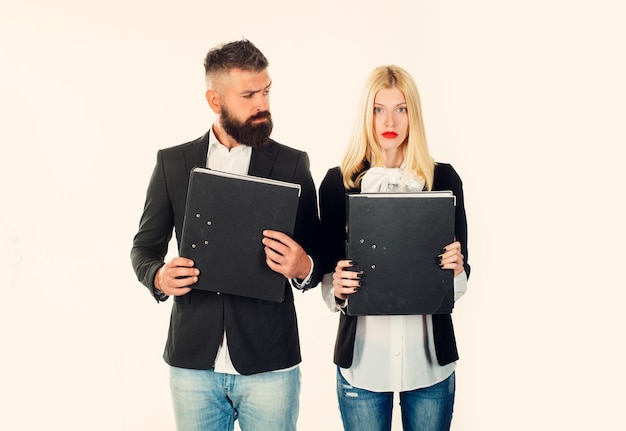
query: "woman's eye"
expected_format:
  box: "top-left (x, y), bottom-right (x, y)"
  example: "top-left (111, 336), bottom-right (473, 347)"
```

top-left (397, 107), bottom-right (407, 113)
top-left (374, 107), bottom-right (383, 113)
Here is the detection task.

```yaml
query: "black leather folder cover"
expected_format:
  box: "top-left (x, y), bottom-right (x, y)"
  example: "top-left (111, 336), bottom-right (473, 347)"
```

top-left (346, 192), bottom-right (455, 316)
top-left (179, 167), bottom-right (301, 302)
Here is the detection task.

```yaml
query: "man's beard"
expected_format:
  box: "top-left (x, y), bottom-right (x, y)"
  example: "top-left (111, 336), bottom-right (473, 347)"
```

top-left (220, 106), bottom-right (273, 149)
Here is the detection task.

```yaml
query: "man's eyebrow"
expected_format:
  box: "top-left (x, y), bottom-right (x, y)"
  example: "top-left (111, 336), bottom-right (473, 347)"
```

top-left (241, 81), bottom-right (272, 96)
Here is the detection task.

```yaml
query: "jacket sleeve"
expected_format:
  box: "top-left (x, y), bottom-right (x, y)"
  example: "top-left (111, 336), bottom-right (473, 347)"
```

top-left (130, 150), bottom-right (175, 301)
top-left (290, 151), bottom-right (324, 288)
top-left (319, 167), bottom-right (349, 275)
top-left (449, 166), bottom-right (470, 278)
top-left (434, 163), bottom-right (470, 278)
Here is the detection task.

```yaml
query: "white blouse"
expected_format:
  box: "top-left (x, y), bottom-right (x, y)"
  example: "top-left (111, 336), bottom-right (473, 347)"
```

top-left (322, 166), bottom-right (468, 392)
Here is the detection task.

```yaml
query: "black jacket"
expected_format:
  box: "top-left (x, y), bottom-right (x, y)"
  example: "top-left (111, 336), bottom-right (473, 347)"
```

top-left (131, 131), bottom-right (322, 374)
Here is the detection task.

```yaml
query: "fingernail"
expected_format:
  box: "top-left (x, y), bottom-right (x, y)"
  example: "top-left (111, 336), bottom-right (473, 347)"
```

top-left (435, 256), bottom-right (442, 264)
top-left (440, 248), bottom-right (447, 254)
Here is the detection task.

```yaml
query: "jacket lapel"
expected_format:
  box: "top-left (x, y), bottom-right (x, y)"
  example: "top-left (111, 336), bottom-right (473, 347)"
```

top-left (248, 140), bottom-right (278, 178)
top-left (182, 131), bottom-right (210, 174)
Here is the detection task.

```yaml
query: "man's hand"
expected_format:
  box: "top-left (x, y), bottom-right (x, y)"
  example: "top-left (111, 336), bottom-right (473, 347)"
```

top-left (262, 230), bottom-right (311, 280)
top-left (154, 257), bottom-right (198, 296)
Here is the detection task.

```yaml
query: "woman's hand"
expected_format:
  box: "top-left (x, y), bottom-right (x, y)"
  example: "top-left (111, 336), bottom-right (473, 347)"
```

top-left (439, 241), bottom-right (465, 277)
top-left (332, 259), bottom-right (361, 301)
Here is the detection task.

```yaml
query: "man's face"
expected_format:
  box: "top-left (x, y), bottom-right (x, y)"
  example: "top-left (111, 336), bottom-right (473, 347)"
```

top-left (219, 68), bottom-right (273, 148)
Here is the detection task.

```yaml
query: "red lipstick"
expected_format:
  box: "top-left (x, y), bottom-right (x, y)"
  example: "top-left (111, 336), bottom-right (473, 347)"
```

top-left (382, 131), bottom-right (398, 139)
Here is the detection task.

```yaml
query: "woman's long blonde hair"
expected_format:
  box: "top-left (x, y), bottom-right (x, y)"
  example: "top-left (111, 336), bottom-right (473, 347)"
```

top-left (341, 65), bottom-right (435, 190)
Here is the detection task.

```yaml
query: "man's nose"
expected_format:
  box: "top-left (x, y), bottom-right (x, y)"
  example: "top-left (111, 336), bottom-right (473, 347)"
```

top-left (255, 93), bottom-right (269, 112)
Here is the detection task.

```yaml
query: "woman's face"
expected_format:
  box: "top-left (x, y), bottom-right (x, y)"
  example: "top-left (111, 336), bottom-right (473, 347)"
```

top-left (373, 87), bottom-right (409, 154)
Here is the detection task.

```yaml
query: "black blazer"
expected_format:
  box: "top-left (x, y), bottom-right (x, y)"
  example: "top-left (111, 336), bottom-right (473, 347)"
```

top-left (131, 131), bottom-right (323, 374)
top-left (319, 163), bottom-right (470, 367)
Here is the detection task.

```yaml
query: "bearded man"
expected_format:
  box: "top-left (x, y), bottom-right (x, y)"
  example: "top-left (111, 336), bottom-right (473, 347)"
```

top-left (131, 39), bottom-right (322, 431)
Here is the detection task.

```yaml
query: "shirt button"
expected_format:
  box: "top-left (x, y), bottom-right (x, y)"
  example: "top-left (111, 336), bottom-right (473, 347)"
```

top-left (394, 351), bottom-right (400, 356)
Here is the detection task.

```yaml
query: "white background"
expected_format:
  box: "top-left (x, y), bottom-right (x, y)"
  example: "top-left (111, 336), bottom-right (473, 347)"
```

top-left (1, 1), bottom-right (625, 430)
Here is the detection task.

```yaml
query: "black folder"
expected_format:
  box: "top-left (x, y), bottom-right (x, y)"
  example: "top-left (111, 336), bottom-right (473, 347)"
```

top-left (346, 192), bottom-right (456, 316)
top-left (179, 167), bottom-right (301, 302)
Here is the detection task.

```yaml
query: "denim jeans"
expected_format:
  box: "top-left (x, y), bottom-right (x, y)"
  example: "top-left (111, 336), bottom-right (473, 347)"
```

top-left (170, 366), bottom-right (300, 431)
top-left (336, 368), bottom-right (455, 431)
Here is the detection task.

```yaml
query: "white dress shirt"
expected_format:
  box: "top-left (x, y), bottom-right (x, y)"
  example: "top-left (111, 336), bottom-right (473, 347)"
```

top-left (206, 128), bottom-right (310, 374)
top-left (206, 129), bottom-right (253, 374)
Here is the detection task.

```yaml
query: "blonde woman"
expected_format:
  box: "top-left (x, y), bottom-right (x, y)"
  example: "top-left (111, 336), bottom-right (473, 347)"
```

top-left (319, 65), bottom-right (470, 431)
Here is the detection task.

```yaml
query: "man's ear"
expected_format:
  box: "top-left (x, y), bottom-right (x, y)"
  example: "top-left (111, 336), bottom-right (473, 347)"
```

top-left (205, 89), bottom-right (221, 114)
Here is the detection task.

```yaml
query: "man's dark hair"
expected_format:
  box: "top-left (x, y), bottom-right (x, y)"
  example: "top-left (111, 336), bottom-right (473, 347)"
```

top-left (204, 39), bottom-right (268, 78)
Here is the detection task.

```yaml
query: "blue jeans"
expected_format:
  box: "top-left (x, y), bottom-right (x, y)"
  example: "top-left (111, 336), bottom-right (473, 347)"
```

top-left (170, 366), bottom-right (300, 431)
top-left (336, 368), bottom-right (455, 431)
